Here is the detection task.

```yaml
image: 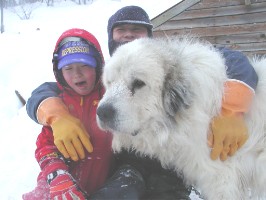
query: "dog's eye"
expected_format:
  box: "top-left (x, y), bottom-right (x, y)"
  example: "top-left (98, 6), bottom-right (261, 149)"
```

top-left (133, 79), bottom-right (145, 89)
top-left (131, 79), bottom-right (145, 94)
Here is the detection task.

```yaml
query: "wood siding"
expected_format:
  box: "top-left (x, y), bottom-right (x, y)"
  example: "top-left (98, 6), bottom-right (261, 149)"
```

top-left (152, 0), bottom-right (266, 57)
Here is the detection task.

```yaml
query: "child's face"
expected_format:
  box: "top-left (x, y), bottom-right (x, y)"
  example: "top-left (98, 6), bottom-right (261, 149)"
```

top-left (62, 63), bottom-right (96, 95)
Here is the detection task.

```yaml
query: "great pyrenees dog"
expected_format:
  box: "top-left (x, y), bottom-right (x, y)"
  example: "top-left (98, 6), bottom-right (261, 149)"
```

top-left (96, 36), bottom-right (266, 200)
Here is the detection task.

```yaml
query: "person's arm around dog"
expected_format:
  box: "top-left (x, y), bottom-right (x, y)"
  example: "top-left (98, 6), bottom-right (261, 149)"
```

top-left (208, 48), bottom-right (258, 161)
top-left (27, 82), bottom-right (93, 161)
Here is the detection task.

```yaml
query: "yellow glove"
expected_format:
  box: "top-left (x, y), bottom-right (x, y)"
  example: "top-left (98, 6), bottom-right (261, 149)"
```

top-left (37, 97), bottom-right (93, 161)
top-left (208, 81), bottom-right (254, 161)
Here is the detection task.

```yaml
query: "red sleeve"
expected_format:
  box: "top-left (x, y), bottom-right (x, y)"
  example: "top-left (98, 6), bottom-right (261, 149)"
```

top-left (35, 126), bottom-right (68, 177)
top-left (35, 126), bottom-right (57, 162)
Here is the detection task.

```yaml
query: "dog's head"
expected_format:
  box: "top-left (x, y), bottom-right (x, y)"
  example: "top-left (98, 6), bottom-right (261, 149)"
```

top-left (96, 37), bottom-right (203, 136)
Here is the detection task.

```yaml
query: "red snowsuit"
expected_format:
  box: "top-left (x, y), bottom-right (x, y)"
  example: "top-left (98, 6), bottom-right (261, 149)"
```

top-left (23, 28), bottom-right (113, 199)
top-left (34, 84), bottom-right (113, 195)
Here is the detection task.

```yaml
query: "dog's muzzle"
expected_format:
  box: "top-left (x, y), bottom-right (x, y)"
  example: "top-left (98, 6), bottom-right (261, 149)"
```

top-left (97, 102), bottom-right (140, 136)
top-left (97, 103), bottom-right (117, 130)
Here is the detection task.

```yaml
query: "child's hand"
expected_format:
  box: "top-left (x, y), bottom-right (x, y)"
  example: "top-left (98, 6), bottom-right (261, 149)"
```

top-left (48, 170), bottom-right (88, 200)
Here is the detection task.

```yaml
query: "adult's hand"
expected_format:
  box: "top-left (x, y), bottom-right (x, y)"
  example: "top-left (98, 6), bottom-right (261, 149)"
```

top-left (38, 97), bottom-right (93, 161)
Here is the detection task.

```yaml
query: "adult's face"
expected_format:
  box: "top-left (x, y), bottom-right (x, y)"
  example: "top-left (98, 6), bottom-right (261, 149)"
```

top-left (112, 24), bottom-right (149, 43)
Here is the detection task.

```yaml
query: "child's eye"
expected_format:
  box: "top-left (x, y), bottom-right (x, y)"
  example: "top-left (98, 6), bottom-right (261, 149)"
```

top-left (64, 67), bottom-right (72, 70)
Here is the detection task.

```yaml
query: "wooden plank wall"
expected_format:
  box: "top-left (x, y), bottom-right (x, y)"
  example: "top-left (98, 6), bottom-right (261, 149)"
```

top-left (152, 0), bottom-right (266, 57)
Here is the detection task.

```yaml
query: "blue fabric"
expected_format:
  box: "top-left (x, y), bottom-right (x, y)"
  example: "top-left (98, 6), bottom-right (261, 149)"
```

top-left (218, 47), bottom-right (258, 90)
top-left (57, 41), bottom-right (97, 69)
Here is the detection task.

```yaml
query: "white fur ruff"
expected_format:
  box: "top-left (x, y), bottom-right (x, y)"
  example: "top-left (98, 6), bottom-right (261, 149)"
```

top-left (97, 36), bottom-right (266, 200)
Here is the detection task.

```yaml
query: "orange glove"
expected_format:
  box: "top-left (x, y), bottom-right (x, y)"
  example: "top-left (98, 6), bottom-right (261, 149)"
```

top-left (208, 81), bottom-right (254, 161)
top-left (37, 97), bottom-right (93, 161)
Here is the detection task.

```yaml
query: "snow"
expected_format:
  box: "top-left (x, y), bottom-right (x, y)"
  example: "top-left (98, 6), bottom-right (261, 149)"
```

top-left (0, 0), bottom-right (202, 199)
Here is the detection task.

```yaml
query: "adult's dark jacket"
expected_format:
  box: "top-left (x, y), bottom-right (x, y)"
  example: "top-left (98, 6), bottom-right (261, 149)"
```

top-left (89, 149), bottom-right (193, 200)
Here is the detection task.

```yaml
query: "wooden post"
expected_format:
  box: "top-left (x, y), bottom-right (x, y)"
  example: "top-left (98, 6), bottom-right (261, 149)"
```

top-left (15, 90), bottom-right (26, 106)
top-left (0, 0), bottom-right (4, 33)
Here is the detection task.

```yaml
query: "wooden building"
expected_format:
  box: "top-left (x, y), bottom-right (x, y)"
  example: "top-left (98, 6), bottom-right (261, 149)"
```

top-left (151, 0), bottom-right (266, 57)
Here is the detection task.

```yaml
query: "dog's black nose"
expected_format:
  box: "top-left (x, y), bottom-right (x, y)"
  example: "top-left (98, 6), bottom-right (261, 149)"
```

top-left (97, 103), bottom-right (116, 123)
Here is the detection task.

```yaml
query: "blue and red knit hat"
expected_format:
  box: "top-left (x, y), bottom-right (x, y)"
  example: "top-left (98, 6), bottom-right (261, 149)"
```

top-left (107, 5), bottom-right (153, 55)
top-left (57, 40), bottom-right (97, 69)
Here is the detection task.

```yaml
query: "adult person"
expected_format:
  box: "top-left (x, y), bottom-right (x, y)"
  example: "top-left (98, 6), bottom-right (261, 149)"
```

top-left (26, 5), bottom-right (258, 199)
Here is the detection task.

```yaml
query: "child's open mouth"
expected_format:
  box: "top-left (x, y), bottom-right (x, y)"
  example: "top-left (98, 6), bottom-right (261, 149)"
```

top-left (75, 81), bottom-right (86, 87)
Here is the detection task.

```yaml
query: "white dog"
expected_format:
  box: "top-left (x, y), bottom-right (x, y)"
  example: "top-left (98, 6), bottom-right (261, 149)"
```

top-left (96, 36), bottom-right (266, 200)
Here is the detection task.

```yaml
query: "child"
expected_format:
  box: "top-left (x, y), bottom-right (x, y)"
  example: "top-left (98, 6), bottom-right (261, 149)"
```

top-left (23, 28), bottom-right (113, 199)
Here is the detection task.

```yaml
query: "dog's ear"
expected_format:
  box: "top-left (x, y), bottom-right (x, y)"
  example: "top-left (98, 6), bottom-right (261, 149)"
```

top-left (163, 70), bottom-right (193, 117)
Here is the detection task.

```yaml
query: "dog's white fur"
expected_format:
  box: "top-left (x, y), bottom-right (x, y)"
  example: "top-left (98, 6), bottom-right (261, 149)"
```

top-left (97, 36), bottom-right (266, 200)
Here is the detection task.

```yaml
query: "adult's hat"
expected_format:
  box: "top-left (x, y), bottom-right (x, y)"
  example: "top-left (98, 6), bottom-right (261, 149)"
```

top-left (107, 6), bottom-right (153, 55)
top-left (57, 40), bottom-right (97, 69)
